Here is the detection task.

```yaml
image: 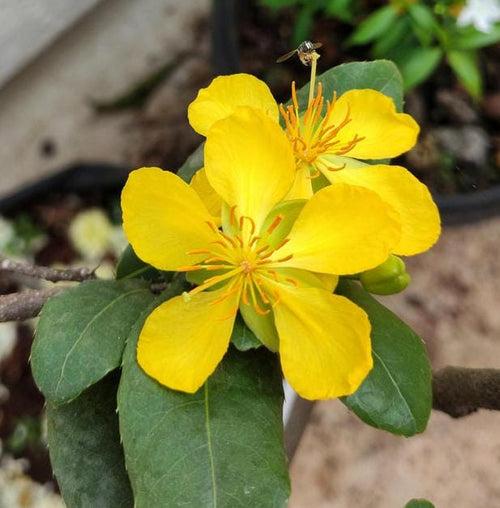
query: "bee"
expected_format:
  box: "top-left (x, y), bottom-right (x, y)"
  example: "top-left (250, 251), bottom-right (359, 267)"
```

top-left (276, 40), bottom-right (323, 66)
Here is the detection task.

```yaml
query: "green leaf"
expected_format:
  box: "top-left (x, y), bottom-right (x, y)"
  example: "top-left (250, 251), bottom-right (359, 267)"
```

top-left (372, 17), bottom-right (411, 58)
top-left (396, 46), bottom-right (443, 90)
top-left (408, 4), bottom-right (438, 45)
top-left (118, 285), bottom-right (290, 507)
top-left (447, 50), bottom-right (483, 99)
top-left (177, 142), bottom-right (204, 184)
top-left (116, 244), bottom-right (161, 281)
top-left (450, 24), bottom-right (500, 49)
top-left (231, 314), bottom-right (263, 351)
top-left (325, 0), bottom-right (355, 23)
top-left (47, 373), bottom-right (133, 508)
top-left (338, 280), bottom-right (432, 436)
top-left (296, 60), bottom-right (404, 112)
top-left (260, 0), bottom-right (299, 9)
top-left (405, 499), bottom-right (435, 508)
top-left (292, 5), bottom-right (315, 47)
top-left (348, 6), bottom-right (399, 46)
top-left (31, 279), bottom-right (155, 404)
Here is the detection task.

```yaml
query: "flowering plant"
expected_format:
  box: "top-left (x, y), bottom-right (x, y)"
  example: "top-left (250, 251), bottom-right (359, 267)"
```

top-left (30, 59), bottom-right (440, 506)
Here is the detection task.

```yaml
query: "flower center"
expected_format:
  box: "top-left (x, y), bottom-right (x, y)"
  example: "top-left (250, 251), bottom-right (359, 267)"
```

top-left (178, 208), bottom-right (295, 316)
top-left (279, 55), bottom-right (365, 177)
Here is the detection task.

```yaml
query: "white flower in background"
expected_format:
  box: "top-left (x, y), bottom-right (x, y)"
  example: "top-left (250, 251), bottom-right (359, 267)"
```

top-left (0, 322), bottom-right (17, 364)
top-left (0, 216), bottom-right (14, 253)
top-left (0, 456), bottom-right (64, 508)
top-left (69, 208), bottom-right (114, 261)
top-left (95, 260), bottom-right (116, 280)
top-left (457, 0), bottom-right (500, 33)
top-left (109, 226), bottom-right (128, 258)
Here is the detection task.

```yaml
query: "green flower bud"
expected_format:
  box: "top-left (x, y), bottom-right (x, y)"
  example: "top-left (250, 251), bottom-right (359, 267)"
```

top-left (359, 255), bottom-right (411, 295)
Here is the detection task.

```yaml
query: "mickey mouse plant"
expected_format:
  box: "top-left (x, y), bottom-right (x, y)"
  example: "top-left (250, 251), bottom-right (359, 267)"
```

top-left (31, 55), bottom-right (440, 507)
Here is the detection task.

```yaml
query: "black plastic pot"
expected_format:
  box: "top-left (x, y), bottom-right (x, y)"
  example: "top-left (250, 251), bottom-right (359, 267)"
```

top-left (435, 186), bottom-right (500, 225)
top-left (0, 163), bottom-right (130, 214)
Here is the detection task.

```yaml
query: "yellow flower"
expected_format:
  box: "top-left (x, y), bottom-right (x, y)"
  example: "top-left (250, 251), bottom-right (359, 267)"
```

top-left (188, 74), bottom-right (441, 256)
top-left (122, 109), bottom-right (402, 400)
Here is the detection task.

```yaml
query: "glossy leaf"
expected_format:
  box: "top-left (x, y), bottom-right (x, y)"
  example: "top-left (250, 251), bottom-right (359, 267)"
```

top-left (46, 373), bottom-right (133, 508)
top-left (296, 60), bottom-right (404, 112)
top-left (447, 50), bottom-right (482, 99)
top-left (118, 283), bottom-right (290, 507)
top-left (31, 279), bottom-right (155, 404)
top-left (348, 5), bottom-right (399, 46)
top-left (338, 280), bottom-right (432, 436)
top-left (116, 244), bottom-right (161, 281)
top-left (397, 46), bottom-right (443, 90)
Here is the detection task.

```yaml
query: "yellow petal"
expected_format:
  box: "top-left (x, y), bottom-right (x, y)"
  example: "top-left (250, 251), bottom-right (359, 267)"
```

top-left (122, 167), bottom-right (215, 271)
top-left (324, 164), bottom-right (441, 255)
top-left (276, 183), bottom-right (401, 275)
top-left (240, 267), bottom-right (336, 352)
top-left (274, 285), bottom-right (372, 400)
top-left (205, 107), bottom-right (295, 230)
top-left (325, 89), bottom-right (419, 159)
top-left (190, 167), bottom-right (222, 223)
top-left (314, 273), bottom-right (339, 292)
top-left (284, 165), bottom-right (314, 200)
top-left (137, 285), bottom-right (239, 393)
top-left (188, 74), bottom-right (279, 136)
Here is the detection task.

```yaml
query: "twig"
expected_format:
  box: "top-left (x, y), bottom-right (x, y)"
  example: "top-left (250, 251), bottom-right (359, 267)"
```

top-left (0, 256), bottom-right (95, 283)
top-left (433, 366), bottom-right (500, 418)
top-left (0, 287), bottom-right (66, 322)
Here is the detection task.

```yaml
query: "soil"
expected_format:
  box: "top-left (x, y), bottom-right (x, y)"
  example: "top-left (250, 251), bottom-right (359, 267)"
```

top-left (238, 1), bottom-right (500, 195)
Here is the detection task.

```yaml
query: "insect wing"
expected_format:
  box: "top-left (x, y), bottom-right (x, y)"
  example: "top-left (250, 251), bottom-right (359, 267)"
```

top-left (276, 49), bottom-right (297, 63)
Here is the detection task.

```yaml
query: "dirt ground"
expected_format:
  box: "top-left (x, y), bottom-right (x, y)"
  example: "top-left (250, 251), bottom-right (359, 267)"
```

top-left (290, 215), bottom-right (500, 507)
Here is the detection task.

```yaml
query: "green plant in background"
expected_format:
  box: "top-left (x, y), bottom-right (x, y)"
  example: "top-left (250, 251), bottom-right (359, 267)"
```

top-left (262, 0), bottom-right (500, 98)
top-left (261, 0), bottom-right (360, 46)
top-left (348, 0), bottom-right (500, 98)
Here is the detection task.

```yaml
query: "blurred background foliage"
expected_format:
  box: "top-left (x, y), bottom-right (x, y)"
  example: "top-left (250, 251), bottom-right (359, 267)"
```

top-left (260, 0), bottom-right (500, 98)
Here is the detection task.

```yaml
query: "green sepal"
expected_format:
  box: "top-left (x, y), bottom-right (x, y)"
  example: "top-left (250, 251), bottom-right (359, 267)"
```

top-left (260, 199), bottom-right (307, 249)
top-left (359, 255), bottom-right (411, 295)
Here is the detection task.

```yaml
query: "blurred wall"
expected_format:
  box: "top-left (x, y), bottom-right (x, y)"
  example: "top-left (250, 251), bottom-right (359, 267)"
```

top-left (0, 0), bottom-right (210, 200)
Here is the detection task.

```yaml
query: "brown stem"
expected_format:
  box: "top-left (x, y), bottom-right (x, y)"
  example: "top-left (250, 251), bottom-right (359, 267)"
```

top-left (0, 287), bottom-right (66, 322)
top-left (0, 256), bottom-right (95, 282)
top-left (433, 366), bottom-right (500, 418)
